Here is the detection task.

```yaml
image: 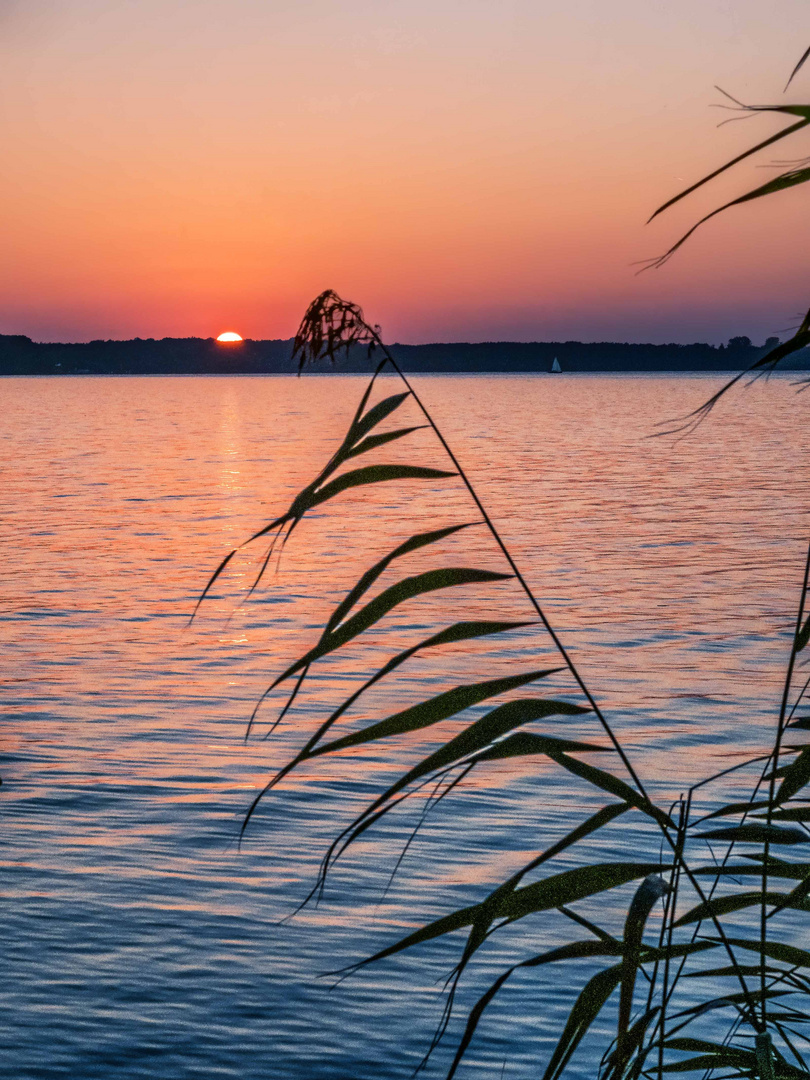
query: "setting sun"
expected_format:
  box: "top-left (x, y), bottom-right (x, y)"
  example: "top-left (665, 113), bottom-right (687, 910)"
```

top-left (216, 331), bottom-right (243, 343)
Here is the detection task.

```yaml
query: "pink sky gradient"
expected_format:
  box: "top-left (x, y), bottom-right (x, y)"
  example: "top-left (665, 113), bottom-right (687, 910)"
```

top-left (1, 0), bottom-right (808, 344)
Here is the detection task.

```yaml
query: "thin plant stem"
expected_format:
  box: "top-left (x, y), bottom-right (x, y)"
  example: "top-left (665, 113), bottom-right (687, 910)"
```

top-left (369, 340), bottom-right (764, 1028)
top-left (761, 544), bottom-right (810, 1027)
top-left (370, 339), bottom-right (649, 798)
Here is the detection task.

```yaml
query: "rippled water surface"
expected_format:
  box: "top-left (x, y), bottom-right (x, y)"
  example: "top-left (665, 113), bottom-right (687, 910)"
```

top-left (2, 374), bottom-right (809, 1079)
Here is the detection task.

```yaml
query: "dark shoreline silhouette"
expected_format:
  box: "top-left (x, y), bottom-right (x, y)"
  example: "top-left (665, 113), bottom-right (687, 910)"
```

top-left (1, 332), bottom-right (806, 375)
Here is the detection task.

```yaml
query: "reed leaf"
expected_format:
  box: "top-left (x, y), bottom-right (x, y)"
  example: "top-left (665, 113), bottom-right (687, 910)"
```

top-left (695, 825), bottom-right (810, 845)
top-left (602, 1006), bottom-right (661, 1080)
top-left (346, 391), bottom-right (410, 442)
top-left (675, 892), bottom-right (810, 927)
top-left (682, 965), bottom-right (774, 980)
top-left (768, 875), bottom-right (810, 918)
top-left (341, 862), bottom-right (672, 976)
top-left (720, 939), bottom-right (810, 973)
top-left (647, 165), bottom-right (810, 269)
top-left (660, 1039), bottom-right (758, 1072)
top-left (542, 964), bottom-right (626, 1080)
top-left (662, 1037), bottom-right (807, 1078)
top-left (442, 804), bottom-right (635, 999)
top-left (318, 698), bottom-right (598, 842)
top-left (691, 863), bottom-right (810, 881)
top-left (307, 670), bottom-right (560, 757)
top-left (696, 800), bottom-right (771, 823)
top-left (447, 947), bottom-right (624, 1080)
top-left (261, 620), bottom-right (535, 768)
top-left (669, 989), bottom-right (790, 1023)
top-left (272, 567), bottom-right (513, 687)
top-left (794, 616), bottom-right (810, 655)
top-left (467, 729), bottom-right (606, 762)
top-left (547, 753), bottom-right (675, 828)
top-left (616, 874), bottom-right (670, 1070)
top-left (343, 425), bottom-right (428, 460)
top-left (776, 748), bottom-right (810, 804)
top-left (192, 462), bottom-right (456, 619)
top-left (648, 107), bottom-right (810, 224)
top-left (500, 862), bottom-right (675, 922)
top-left (325, 523), bottom-right (477, 632)
top-left (290, 463), bottom-right (457, 516)
top-left (765, 807), bottom-right (810, 822)
top-left (302, 699), bottom-right (598, 895)
top-left (787, 44), bottom-right (810, 88)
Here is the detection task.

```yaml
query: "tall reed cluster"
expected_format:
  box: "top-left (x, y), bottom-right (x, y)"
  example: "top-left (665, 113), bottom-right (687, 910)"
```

top-left (195, 47), bottom-right (810, 1080)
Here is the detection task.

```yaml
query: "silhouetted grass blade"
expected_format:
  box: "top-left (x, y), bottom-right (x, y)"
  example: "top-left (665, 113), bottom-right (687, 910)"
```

top-left (502, 863), bottom-right (674, 923)
top-left (242, 669), bottom-right (549, 848)
top-left (776, 748), bottom-right (810, 804)
top-left (344, 426), bottom-right (427, 460)
top-left (786, 44), bottom-right (810, 88)
top-left (547, 753), bottom-right (675, 828)
top-left (697, 800), bottom-right (771, 823)
top-left (446, 946), bottom-right (624, 1080)
top-left (768, 875), bottom-right (810, 919)
top-left (691, 863), bottom-right (809, 880)
top-left (272, 568), bottom-right (513, 688)
top-left (765, 807), bottom-right (810, 822)
top-left (468, 730), bottom-right (607, 762)
top-left (795, 615), bottom-right (810, 655)
top-left (682, 965), bottom-right (767, 980)
top-left (320, 706), bottom-right (601, 881)
top-left (738, 853), bottom-right (810, 876)
top-left (189, 547), bottom-right (239, 622)
top-left (427, 804), bottom-right (632, 1049)
top-left (325, 523), bottom-right (478, 633)
top-left (452, 805), bottom-right (632, 965)
top-left (292, 463), bottom-right (457, 515)
top-left (656, 325), bottom-right (810, 437)
top-left (617, 874), bottom-right (670, 1071)
top-left (647, 112), bottom-right (810, 225)
top-left (346, 863), bottom-right (670, 972)
top-left (301, 391), bottom-right (412, 497)
top-left (647, 164), bottom-right (810, 270)
top-left (602, 1006), bottom-right (660, 1080)
top-left (309, 670), bottom-right (560, 757)
top-left (718, 939), bottom-right (810, 973)
top-left (321, 698), bottom-right (589, 839)
top-left (268, 622), bottom-right (535, 776)
top-left (674, 892), bottom-right (810, 927)
top-left (661, 1039), bottom-right (759, 1073)
top-left (542, 964), bottom-right (625, 1080)
top-left (347, 392), bottom-right (410, 444)
top-left (662, 1037), bottom-right (807, 1078)
top-left (499, 803), bottom-right (631, 891)
top-left (696, 825), bottom-right (810, 845)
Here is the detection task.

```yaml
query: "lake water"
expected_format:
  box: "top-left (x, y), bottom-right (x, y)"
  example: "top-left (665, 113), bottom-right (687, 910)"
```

top-left (2, 373), bottom-right (809, 1079)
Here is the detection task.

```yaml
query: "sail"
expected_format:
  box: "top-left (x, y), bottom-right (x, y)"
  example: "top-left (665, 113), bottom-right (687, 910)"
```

top-left (551, 357), bottom-right (562, 373)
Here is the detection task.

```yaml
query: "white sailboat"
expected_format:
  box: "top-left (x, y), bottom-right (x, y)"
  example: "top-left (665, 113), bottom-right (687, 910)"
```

top-left (550, 357), bottom-right (562, 373)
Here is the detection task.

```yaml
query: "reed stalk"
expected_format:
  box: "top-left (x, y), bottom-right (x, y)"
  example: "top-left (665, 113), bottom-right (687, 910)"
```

top-left (195, 41), bottom-right (810, 1080)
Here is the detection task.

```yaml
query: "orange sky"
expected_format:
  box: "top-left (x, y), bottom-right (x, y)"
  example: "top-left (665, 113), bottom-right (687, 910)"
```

top-left (1, 0), bottom-right (808, 344)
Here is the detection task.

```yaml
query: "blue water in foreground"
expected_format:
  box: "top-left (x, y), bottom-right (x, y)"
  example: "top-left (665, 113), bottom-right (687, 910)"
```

top-left (2, 374), bottom-right (809, 1078)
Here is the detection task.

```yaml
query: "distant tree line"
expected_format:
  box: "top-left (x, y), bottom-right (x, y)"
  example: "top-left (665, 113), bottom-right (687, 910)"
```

top-left (0, 332), bottom-right (804, 375)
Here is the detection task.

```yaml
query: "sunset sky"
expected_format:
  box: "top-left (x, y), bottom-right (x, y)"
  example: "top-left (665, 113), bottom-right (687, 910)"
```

top-left (1, 0), bottom-right (808, 344)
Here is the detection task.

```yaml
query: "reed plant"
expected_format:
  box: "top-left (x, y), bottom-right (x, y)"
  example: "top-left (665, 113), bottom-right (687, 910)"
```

top-left (645, 47), bottom-right (810, 434)
top-left (195, 46), bottom-right (810, 1080)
